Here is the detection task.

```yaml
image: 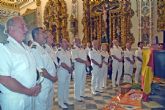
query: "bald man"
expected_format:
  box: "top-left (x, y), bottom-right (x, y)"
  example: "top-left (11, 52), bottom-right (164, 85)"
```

top-left (123, 42), bottom-right (135, 83)
top-left (71, 37), bottom-right (89, 101)
top-left (134, 42), bottom-right (143, 83)
top-left (89, 40), bottom-right (102, 95)
top-left (100, 44), bottom-right (109, 89)
top-left (0, 16), bottom-right (41, 110)
top-left (56, 39), bottom-right (73, 108)
top-left (110, 39), bottom-right (123, 88)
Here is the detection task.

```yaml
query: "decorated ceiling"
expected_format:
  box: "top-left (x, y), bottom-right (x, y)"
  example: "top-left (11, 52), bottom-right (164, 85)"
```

top-left (0, 0), bottom-right (35, 10)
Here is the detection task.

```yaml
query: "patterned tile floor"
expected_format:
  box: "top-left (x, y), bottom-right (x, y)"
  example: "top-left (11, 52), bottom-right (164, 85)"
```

top-left (52, 76), bottom-right (165, 110)
top-left (0, 77), bottom-right (164, 110)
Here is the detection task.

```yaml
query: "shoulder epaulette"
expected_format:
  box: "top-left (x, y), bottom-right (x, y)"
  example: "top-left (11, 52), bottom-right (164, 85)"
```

top-left (31, 45), bottom-right (37, 49)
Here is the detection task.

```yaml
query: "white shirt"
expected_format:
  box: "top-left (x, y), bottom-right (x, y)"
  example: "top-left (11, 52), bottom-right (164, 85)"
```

top-left (0, 36), bottom-right (37, 94)
top-left (31, 42), bottom-right (56, 77)
top-left (89, 48), bottom-right (102, 67)
top-left (45, 44), bottom-right (58, 67)
top-left (31, 42), bottom-right (56, 89)
top-left (124, 48), bottom-right (134, 65)
top-left (135, 47), bottom-right (142, 64)
top-left (110, 45), bottom-right (123, 62)
top-left (56, 48), bottom-right (72, 73)
top-left (31, 42), bottom-right (45, 72)
top-left (71, 46), bottom-right (87, 67)
top-left (45, 44), bottom-right (55, 60)
top-left (43, 45), bottom-right (56, 77)
top-left (85, 47), bottom-right (91, 55)
top-left (100, 50), bottom-right (109, 63)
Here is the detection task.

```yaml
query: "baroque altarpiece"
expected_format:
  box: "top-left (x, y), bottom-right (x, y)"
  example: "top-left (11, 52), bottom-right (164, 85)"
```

top-left (44, 0), bottom-right (69, 43)
top-left (82, 0), bottom-right (135, 47)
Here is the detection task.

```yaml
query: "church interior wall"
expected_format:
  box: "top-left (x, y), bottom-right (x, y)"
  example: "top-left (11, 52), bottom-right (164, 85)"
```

top-left (19, 0), bottom-right (163, 46)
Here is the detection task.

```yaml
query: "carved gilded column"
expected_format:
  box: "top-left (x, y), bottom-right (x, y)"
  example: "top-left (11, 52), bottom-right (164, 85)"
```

top-left (98, 15), bottom-right (102, 40)
top-left (112, 15), bottom-right (116, 40)
top-left (120, 15), bottom-right (126, 47)
top-left (44, 0), bottom-right (69, 43)
top-left (36, 0), bottom-right (41, 26)
top-left (82, 0), bottom-right (90, 43)
top-left (120, 0), bottom-right (134, 47)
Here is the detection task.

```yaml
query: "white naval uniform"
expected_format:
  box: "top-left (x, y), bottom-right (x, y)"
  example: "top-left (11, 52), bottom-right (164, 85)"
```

top-left (45, 44), bottom-right (55, 60)
top-left (134, 47), bottom-right (142, 83)
top-left (31, 42), bottom-right (56, 110)
top-left (110, 46), bottom-right (123, 87)
top-left (56, 48), bottom-right (72, 107)
top-left (45, 44), bottom-right (58, 69)
top-left (0, 36), bottom-right (37, 110)
top-left (71, 47), bottom-right (87, 100)
top-left (123, 48), bottom-right (134, 83)
top-left (100, 51), bottom-right (109, 88)
top-left (89, 48), bottom-right (102, 93)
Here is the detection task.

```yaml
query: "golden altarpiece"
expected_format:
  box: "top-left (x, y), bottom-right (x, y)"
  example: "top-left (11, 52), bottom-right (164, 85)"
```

top-left (44, 0), bottom-right (69, 43)
top-left (82, 0), bottom-right (135, 47)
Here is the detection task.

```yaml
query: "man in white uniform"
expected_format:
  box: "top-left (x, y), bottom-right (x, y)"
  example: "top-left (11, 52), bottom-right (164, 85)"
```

top-left (110, 39), bottom-right (123, 88)
top-left (44, 31), bottom-right (58, 68)
top-left (89, 40), bottom-right (102, 95)
top-left (134, 42), bottom-right (143, 84)
top-left (85, 42), bottom-right (92, 75)
top-left (123, 42), bottom-right (135, 83)
top-left (0, 16), bottom-right (41, 110)
top-left (56, 39), bottom-right (73, 108)
top-left (71, 37), bottom-right (89, 101)
top-left (100, 44), bottom-right (109, 89)
top-left (31, 27), bottom-right (57, 110)
top-left (44, 31), bottom-right (55, 58)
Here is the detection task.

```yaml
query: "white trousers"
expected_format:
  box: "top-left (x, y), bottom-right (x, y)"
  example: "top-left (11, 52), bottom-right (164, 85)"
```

top-left (74, 65), bottom-right (86, 99)
top-left (57, 69), bottom-right (71, 105)
top-left (135, 63), bottom-right (142, 83)
top-left (35, 80), bottom-right (54, 110)
top-left (100, 63), bottom-right (108, 88)
top-left (80, 70), bottom-right (87, 96)
top-left (112, 61), bottom-right (123, 87)
top-left (0, 93), bottom-right (33, 110)
top-left (91, 65), bottom-right (100, 92)
top-left (124, 63), bottom-right (133, 83)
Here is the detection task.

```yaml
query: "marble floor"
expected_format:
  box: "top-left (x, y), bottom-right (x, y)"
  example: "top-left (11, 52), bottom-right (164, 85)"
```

top-left (52, 76), bottom-right (165, 110)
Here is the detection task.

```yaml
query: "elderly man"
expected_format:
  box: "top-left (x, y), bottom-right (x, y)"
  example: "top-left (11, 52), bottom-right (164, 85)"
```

top-left (0, 17), bottom-right (41, 110)
top-left (71, 37), bottom-right (89, 101)
top-left (89, 39), bottom-right (102, 95)
top-left (100, 44), bottom-right (109, 89)
top-left (56, 39), bottom-right (73, 108)
top-left (31, 27), bottom-right (57, 110)
top-left (44, 31), bottom-right (56, 59)
top-left (123, 42), bottom-right (135, 83)
top-left (110, 39), bottom-right (123, 88)
top-left (134, 42), bottom-right (143, 84)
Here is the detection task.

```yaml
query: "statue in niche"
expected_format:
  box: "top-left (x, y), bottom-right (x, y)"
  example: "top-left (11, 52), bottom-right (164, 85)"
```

top-left (71, 0), bottom-right (78, 18)
top-left (142, 33), bottom-right (149, 45)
